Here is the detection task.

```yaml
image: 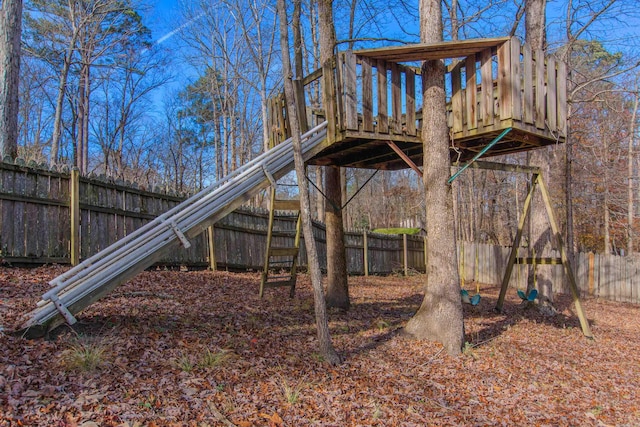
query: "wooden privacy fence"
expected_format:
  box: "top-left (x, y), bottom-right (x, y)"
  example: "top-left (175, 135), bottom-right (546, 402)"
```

top-left (0, 161), bottom-right (425, 275)
top-left (1, 161), bottom-right (638, 303)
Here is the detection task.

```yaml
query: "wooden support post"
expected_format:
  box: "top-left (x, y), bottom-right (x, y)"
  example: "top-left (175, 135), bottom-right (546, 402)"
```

top-left (207, 225), bottom-right (216, 271)
top-left (70, 168), bottom-right (80, 266)
top-left (260, 188), bottom-right (277, 298)
top-left (496, 173), bottom-right (537, 311)
top-left (387, 141), bottom-right (422, 177)
top-left (403, 233), bottom-right (408, 277)
top-left (537, 175), bottom-right (593, 338)
top-left (363, 231), bottom-right (369, 276)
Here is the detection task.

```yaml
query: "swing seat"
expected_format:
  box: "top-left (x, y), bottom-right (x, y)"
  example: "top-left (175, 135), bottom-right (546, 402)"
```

top-left (517, 289), bottom-right (538, 301)
top-left (470, 294), bottom-right (481, 306)
top-left (460, 289), bottom-right (471, 304)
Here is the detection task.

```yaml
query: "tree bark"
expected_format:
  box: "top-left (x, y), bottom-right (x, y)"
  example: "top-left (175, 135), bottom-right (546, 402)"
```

top-left (0, 0), bottom-right (23, 160)
top-left (628, 86), bottom-right (638, 254)
top-left (317, 0), bottom-right (350, 309)
top-left (276, 0), bottom-right (341, 365)
top-left (404, 0), bottom-right (464, 356)
top-left (525, 0), bottom-right (554, 301)
top-left (325, 166), bottom-right (350, 309)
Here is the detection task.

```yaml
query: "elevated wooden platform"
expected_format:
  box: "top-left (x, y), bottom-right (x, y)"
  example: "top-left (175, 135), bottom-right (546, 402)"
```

top-left (267, 37), bottom-right (566, 170)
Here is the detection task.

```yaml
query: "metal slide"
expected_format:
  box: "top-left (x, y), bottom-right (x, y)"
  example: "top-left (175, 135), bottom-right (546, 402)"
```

top-left (18, 122), bottom-right (328, 337)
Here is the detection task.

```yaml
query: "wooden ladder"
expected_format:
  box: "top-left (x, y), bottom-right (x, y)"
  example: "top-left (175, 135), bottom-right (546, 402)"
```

top-left (260, 188), bottom-right (302, 298)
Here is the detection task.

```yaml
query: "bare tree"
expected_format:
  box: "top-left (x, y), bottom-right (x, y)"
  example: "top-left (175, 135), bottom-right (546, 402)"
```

top-left (627, 81), bottom-right (639, 254)
top-left (404, 0), bottom-right (464, 356)
top-left (0, 0), bottom-right (23, 160)
top-left (276, 0), bottom-right (341, 365)
top-left (317, 0), bottom-right (350, 310)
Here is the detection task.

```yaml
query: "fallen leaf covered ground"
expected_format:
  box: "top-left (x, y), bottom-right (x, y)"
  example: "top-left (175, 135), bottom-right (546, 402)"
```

top-left (1, 266), bottom-right (639, 426)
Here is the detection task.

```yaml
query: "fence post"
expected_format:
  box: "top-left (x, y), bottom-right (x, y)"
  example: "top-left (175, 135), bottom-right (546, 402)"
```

top-left (423, 236), bottom-right (428, 274)
top-left (70, 168), bottom-right (80, 266)
top-left (207, 225), bottom-right (217, 271)
top-left (588, 252), bottom-right (595, 296)
top-left (363, 231), bottom-right (369, 276)
top-left (403, 233), bottom-right (408, 277)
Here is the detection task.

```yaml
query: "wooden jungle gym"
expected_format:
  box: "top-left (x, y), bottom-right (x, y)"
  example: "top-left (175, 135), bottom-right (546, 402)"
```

top-left (19, 36), bottom-right (591, 339)
top-left (264, 36), bottom-right (591, 337)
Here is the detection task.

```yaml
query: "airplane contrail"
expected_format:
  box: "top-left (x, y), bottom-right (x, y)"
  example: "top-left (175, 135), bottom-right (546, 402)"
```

top-left (155, 12), bottom-right (205, 45)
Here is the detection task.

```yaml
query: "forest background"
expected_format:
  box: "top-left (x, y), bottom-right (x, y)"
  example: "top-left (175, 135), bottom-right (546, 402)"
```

top-left (5, 0), bottom-right (640, 255)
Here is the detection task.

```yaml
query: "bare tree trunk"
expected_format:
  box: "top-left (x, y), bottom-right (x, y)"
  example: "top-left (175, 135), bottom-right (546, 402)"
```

top-left (525, 0), bottom-right (553, 301)
top-left (325, 166), bottom-right (350, 309)
top-left (317, 0), bottom-right (350, 309)
top-left (628, 86), bottom-right (638, 254)
top-left (404, 0), bottom-right (464, 356)
top-left (276, 0), bottom-right (341, 365)
top-left (604, 140), bottom-right (611, 253)
top-left (0, 0), bottom-right (23, 160)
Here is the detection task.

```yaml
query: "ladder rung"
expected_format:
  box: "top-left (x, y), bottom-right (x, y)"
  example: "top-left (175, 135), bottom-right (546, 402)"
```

top-left (273, 199), bottom-right (300, 211)
top-left (268, 259), bottom-right (293, 264)
top-left (515, 257), bottom-right (563, 265)
top-left (269, 247), bottom-right (299, 257)
top-left (267, 274), bottom-right (291, 282)
top-left (264, 279), bottom-right (295, 288)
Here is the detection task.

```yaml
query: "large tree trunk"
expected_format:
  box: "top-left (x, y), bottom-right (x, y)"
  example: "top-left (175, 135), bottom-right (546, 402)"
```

top-left (325, 166), bottom-right (350, 309)
top-left (317, 0), bottom-right (350, 309)
top-left (276, 0), bottom-right (340, 365)
top-left (404, 0), bottom-right (464, 356)
top-left (525, 0), bottom-right (554, 302)
top-left (0, 0), bottom-right (23, 160)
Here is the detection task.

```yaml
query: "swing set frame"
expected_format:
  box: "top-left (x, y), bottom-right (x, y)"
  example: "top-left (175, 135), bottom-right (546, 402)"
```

top-left (456, 160), bottom-right (593, 338)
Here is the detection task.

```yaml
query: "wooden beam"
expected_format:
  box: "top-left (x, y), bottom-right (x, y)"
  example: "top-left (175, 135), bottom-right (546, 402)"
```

top-left (391, 62), bottom-right (402, 134)
top-left (515, 257), bottom-right (563, 265)
top-left (465, 55), bottom-right (478, 130)
top-left (535, 49), bottom-right (546, 130)
top-left (377, 59), bottom-right (389, 133)
top-left (481, 48), bottom-right (494, 126)
top-left (557, 60), bottom-right (568, 137)
top-left (451, 61), bottom-right (463, 133)
top-left (522, 42), bottom-right (534, 124)
top-left (498, 40), bottom-right (512, 120)
top-left (546, 57), bottom-right (557, 131)
top-left (537, 174), bottom-right (593, 338)
top-left (355, 37), bottom-right (510, 62)
top-left (510, 37), bottom-right (522, 121)
top-left (496, 173), bottom-right (537, 311)
top-left (406, 67), bottom-right (416, 136)
top-left (452, 160), bottom-right (541, 175)
top-left (344, 51), bottom-right (358, 131)
top-left (386, 141), bottom-right (423, 177)
top-left (362, 57), bottom-right (374, 132)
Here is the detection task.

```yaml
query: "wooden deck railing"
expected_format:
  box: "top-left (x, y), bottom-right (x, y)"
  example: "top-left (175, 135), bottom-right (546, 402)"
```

top-left (267, 37), bottom-right (567, 152)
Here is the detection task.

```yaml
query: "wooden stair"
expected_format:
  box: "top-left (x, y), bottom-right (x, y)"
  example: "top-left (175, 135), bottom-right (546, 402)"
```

top-left (259, 191), bottom-right (302, 298)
